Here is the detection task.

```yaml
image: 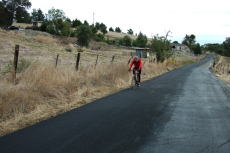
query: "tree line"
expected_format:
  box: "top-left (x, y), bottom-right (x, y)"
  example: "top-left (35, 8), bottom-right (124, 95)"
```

top-left (3, 0), bottom-right (228, 63)
top-left (202, 38), bottom-right (230, 57)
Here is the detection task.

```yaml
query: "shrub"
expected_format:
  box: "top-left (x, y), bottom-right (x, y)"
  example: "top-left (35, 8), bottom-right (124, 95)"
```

top-left (31, 26), bottom-right (40, 31)
top-left (77, 48), bottom-right (84, 52)
top-left (1, 59), bottom-right (31, 74)
top-left (93, 33), bottom-right (105, 42)
top-left (65, 48), bottom-right (72, 52)
top-left (25, 26), bottom-right (32, 30)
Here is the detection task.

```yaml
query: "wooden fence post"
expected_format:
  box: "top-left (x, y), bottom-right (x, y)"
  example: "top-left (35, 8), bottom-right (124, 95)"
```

top-left (76, 53), bottom-right (81, 71)
top-left (127, 58), bottom-right (131, 65)
top-left (224, 64), bottom-right (225, 74)
top-left (111, 56), bottom-right (115, 64)
top-left (95, 55), bottom-right (99, 68)
top-left (55, 54), bottom-right (59, 67)
top-left (228, 65), bottom-right (230, 75)
top-left (13, 45), bottom-right (19, 80)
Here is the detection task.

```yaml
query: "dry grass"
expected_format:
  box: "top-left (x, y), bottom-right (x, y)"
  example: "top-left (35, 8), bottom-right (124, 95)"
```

top-left (105, 31), bottom-right (138, 39)
top-left (0, 56), bottom-right (202, 136)
top-left (35, 35), bottom-right (58, 45)
top-left (12, 23), bottom-right (33, 29)
top-left (0, 29), bottom-right (204, 136)
top-left (104, 31), bottom-right (152, 43)
top-left (211, 56), bottom-right (230, 87)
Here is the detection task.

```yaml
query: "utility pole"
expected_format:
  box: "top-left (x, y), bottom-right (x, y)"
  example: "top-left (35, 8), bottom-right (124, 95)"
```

top-left (93, 13), bottom-right (95, 26)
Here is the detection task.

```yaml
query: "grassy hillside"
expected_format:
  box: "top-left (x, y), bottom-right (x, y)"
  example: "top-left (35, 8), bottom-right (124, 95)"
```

top-left (0, 29), bottom-right (203, 136)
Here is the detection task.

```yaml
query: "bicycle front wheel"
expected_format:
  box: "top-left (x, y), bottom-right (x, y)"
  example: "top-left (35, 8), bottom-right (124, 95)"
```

top-left (131, 76), bottom-right (137, 89)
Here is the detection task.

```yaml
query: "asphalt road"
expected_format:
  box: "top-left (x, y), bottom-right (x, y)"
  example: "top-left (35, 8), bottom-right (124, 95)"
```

top-left (1, 54), bottom-right (230, 153)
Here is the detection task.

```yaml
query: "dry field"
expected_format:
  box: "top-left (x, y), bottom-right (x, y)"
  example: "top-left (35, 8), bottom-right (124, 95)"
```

top-left (103, 31), bottom-right (152, 43)
top-left (0, 29), bottom-right (203, 136)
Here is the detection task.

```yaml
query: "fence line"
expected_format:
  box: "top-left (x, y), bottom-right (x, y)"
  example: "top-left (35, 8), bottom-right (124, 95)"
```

top-left (213, 62), bottom-right (230, 75)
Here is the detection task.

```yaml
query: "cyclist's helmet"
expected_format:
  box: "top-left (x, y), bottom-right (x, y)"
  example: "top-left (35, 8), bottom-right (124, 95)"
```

top-left (134, 56), bottom-right (138, 60)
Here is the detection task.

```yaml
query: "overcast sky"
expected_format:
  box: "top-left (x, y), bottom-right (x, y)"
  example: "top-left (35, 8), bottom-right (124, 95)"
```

top-left (28, 0), bottom-right (230, 45)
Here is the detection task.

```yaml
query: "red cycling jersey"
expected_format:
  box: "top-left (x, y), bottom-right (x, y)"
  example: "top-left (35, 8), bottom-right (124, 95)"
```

top-left (129, 59), bottom-right (143, 70)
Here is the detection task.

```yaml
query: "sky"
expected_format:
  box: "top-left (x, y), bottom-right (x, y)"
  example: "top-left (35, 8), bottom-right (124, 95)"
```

top-left (27, 0), bottom-right (230, 45)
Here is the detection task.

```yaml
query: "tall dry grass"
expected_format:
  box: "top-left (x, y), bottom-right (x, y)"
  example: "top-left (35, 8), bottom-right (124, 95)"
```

top-left (0, 55), bottom-right (202, 136)
top-left (35, 35), bottom-right (58, 45)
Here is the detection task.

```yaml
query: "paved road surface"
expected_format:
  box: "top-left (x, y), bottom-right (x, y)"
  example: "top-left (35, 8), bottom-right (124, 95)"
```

top-left (1, 54), bottom-right (230, 153)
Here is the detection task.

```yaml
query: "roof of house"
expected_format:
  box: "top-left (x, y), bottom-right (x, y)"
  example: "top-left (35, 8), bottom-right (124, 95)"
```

top-left (172, 43), bottom-right (183, 46)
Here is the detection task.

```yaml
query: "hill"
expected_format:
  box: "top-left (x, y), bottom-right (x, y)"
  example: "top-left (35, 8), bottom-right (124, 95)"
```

top-left (12, 22), bottom-right (151, 42)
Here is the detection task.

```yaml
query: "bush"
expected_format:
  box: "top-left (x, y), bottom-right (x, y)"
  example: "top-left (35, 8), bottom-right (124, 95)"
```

top-left (31, 26), bottom-right (40, 31)
top-left (1, 59), bottom-right (31, 74)
top-left (25, 26), bottom-right (32, 30)
top-left (77, 48), bottom-right (84, 52)
top-left (93, 33), bottom-right (105, 42)
top-left (65, 48), bottom-right (72, 52)
top-left (70, 31), bottom-right (76, 37)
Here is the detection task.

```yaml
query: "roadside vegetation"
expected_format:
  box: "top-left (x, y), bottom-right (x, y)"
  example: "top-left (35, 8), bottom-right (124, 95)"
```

top-left (0, 29), bottom-right (203, 136)
top-left (210, 55), bottom-right (230, 87)
top-left (0, 0), bottom-right (210, 136)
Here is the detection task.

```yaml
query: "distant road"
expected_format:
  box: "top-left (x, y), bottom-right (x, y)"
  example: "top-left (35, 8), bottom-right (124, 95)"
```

top-left (1, 54), bottom-right (230, 153)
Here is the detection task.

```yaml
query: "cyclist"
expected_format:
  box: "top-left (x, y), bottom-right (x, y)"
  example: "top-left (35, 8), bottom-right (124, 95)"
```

top-left (129, 56), bottom-right (143, 86)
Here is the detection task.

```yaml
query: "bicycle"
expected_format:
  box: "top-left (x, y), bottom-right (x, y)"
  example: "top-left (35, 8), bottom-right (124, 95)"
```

top-left (130, 70), bottom-right (140, 89)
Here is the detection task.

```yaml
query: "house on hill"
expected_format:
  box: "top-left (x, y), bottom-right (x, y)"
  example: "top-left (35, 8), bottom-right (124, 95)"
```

top-left (133, 47), bottom-right (150, 58)
top-left (171, 43), bottom-right (190, 52)
top-left (33, 21), bottom-right (43, 27)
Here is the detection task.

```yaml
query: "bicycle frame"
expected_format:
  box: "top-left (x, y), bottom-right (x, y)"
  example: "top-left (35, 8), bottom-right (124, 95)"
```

top-left (131, 70), bottom-right (139, 89)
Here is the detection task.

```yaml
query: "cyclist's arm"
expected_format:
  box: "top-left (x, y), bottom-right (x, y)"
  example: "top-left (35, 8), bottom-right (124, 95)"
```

top-left (137, 59), bottom-right (143, 70)
top-left (129, 60), bottom-right (134, 70)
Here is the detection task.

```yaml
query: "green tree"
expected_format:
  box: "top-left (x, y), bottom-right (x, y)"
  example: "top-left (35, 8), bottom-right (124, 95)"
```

top-left (93, 22), bottom-right (107, 35)
top-left (136, 32), bottom-right (147, 47)
top-left (83, 20), bottom-right (89, 26)
top-left (182, 34), bottom-right (196, 47)
top-left (72, 18), bottom-right (82, 28)
top-left (95, 22), bottom-right (100, 30)
top-left (173, 41), bottom-right (179, 44)
top-left (46, 8), bottom-right (67, 35)
top-left (47, 7), bottom-right (66, 21)
top-left (15, 6), bottom-right (31, 23)
top-left (99, 23), bottom-right (107, 35)
top-left (90, 25), bottom-right (98, 37)
top-left (109, 27), bottom-right (114, 32)
top-left (123, 35), bottom-right (132, 46)
top-left (93, 33), bottom-right (105, 42)
top-left (203, 43), bottom-right (224, 55)
top-left (223, 37), bottom-right (230, 56)
top-left (192, 43), bottom-right (202, 54)
top-left (127, 29), bottom-right (133, 35)
top-left (0, 0), bottom-right (31, 28)
top-left (151, 34), bottom-right (171, 62)
top-left (76, 24), bottom-right (92, 47)
top-left (60, 20), bottom-right (71, 36)
top-left (0, 2), bottom-right (13, 28)
top-left (31, 8), bottom-right (45, 22)
top-left (40, 20), bottom-right (50, 32)
top-left (115, 27), bottom-right (122, 33)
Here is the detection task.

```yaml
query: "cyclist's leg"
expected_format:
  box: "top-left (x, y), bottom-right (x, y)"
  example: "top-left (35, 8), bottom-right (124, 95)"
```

top-left (133, 67), bottom-right (138, 84)
top-left (138, 68), bottom-right (142, 83)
